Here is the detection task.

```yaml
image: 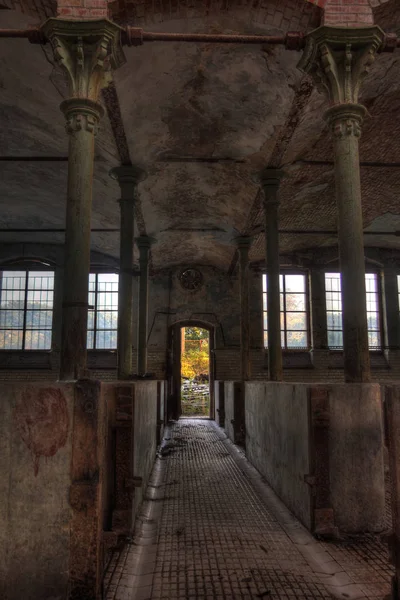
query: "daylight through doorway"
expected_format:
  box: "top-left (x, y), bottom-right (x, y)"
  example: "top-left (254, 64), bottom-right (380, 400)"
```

top-left (180, 326), bottom-right (210, 417)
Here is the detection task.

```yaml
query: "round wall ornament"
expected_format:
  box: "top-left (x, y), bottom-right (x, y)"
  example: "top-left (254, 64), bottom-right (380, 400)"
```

top-left (178, 268), bottom-right (203, 291)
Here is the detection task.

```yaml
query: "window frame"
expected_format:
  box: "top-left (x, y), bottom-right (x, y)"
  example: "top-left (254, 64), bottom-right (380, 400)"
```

top-left (87, 271), bottom-right (119, 351)
top-left (263, 270), bottom-right (311, 351)
top-left (0, 266), bottom-right (55, 351)
top-left (324, 270), bottom-right (383, 352)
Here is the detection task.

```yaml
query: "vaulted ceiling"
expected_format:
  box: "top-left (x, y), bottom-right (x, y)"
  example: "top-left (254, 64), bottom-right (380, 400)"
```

top-left (1, 3), bottom-right (400, 272)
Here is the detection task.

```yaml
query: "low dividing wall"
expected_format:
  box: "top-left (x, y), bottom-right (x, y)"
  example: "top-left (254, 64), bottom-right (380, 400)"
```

top-left (132, 381), bottom-right (159, 517)
top-left (0, 382), bottom-right (74, 600)
top-left (245, 382), bottom-right (386, 535)
top-left (224, 381), bottom-right (245, 445)
top-left (0, 379), bottom-right (163, 600)
top-left (246, 382), bottom-right (312, 530)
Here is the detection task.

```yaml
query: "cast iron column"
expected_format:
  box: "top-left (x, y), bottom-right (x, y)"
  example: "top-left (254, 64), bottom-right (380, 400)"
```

top-left (299, 26), bottom-right (385, 382)
top-left (236, 237), bottom-right (252, 381)
top-left (260, 169), bottom-right (283, 381)
top-left (109, 166), bottom-right (145, 379)
top-left (42, 19), bottom-right (126, 380)
top-left (136, 235), bottom-right (153, 376)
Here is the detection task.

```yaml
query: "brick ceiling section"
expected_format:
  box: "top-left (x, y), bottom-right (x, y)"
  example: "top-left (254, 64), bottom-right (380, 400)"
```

top-left (0, 0), bottom-right (392, 28)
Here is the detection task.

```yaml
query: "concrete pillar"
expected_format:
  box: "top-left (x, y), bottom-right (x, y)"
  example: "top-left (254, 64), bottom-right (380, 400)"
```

top-left (236, 237), bottom-right (252, 381)
top-left (109, 166), bottom-right (145, 380)
top-left (383, 268), bottom-right (400, 350)
top-left (259, 169), bottom-right (283, 381)
top-left (136, 236), bottom-right (153, 376)
top-left (310, 268), bottom-right (328, 350)
top-left (41, 19), bottom-right (126, 380)
top-left (299, 26), bottom-right (385, 383)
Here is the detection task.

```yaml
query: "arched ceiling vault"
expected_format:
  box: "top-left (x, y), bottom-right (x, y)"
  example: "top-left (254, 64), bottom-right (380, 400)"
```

top-left (0, 4), bottom-right (399, 272)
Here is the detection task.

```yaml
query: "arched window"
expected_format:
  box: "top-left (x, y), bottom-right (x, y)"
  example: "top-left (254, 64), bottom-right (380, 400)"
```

top-left (263, 272), bottom-right (309, 350)
top-left (0, 268), bottom-right (54, 350)
top-left (87, 273), bottom-right (119, 349)
top-left (325, 272), bottom-right (381, 350)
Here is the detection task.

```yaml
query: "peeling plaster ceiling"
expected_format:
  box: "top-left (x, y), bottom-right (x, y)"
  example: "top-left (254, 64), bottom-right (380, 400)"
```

top-left (1, 8), bottom-right (400, 271)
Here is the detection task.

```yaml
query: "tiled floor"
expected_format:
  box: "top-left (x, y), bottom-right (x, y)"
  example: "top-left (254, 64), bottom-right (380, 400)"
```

top-left (105, 419), bottom-right (393, 600)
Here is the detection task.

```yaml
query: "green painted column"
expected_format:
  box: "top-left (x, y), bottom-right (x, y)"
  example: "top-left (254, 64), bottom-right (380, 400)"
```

top-left (299, 26), bottom-right (385, 382)
top-left (236, 237), bottom-right (252, 381)
top-left (260, 169), bottom-right (283, 381)
top-left (41, 19), bottom-right (126, 380)
top-left (109, 166), bottom-right (145, 380)
top-left (136, 235), bottom-right (153, 376)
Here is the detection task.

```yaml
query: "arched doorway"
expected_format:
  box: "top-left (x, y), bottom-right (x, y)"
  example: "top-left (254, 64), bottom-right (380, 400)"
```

top-left (167, 321), bottom-right (215, 421)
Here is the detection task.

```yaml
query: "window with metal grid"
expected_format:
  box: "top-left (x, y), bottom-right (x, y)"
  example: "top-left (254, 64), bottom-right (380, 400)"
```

top-left (87, 273), bottom-right (119, 350)
top-left (0, 270), bottom-right (54, 350)
top-left (263, 273), bottom-right (309, 350)
top-left (398, 275), bottom-right (400, 311)
top-left (325, 272), bottom-right (381, 350)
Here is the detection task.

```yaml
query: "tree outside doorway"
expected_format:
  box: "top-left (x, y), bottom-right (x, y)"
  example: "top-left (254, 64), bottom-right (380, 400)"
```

top-left (181, 326), bottom-right (210, 416)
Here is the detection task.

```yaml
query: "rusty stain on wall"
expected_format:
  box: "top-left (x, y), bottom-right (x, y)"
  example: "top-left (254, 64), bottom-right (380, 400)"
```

top-left (14, 387), bottom-right (69, 476)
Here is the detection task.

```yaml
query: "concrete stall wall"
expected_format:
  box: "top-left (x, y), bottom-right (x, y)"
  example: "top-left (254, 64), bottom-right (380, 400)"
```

top-left (328, 384), bottom-right (385, 533)
top-left (0, 382), bottom-right (74, 600)
top-left (132, 381), bottom-right (159, 518)
top-left (245, 382), bottom-right (312, 530)
top-left (224, 381), bottom-right (245, 445)
top-left (0, 379), bottom-right (162, 600)
top-left (245, 382), bottom-right (386, 535)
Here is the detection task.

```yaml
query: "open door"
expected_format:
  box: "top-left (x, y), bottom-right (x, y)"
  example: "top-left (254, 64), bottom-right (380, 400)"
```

top-left (181, 326), bottom-right (211, 417)
top-left (167, 322), bottom-right (215, 421)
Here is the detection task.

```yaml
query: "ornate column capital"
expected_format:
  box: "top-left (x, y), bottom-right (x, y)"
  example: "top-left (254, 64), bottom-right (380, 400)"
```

top-left (325, 103), bottom-right (367, 137)
top-left (41, 18), bottom-right (126, 131)
top-left (109, 165), bottom-right (146, 185)
top-left (136, 235), bottom-right (156, 252)
top-left (258, 168), bottom-right (285, 206)
top-left (258, 168), bottom-right (285, 188)
top-left (235, 235), bottom-right (252, 250)
top-left (110, 165), bottom-right (146, 202)
top-left (60, 97), bottom-right (104, 135)
top-left (298, 26), bottom-right (385, 106)
top-left (235, 236), bottom-right (252, 267)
